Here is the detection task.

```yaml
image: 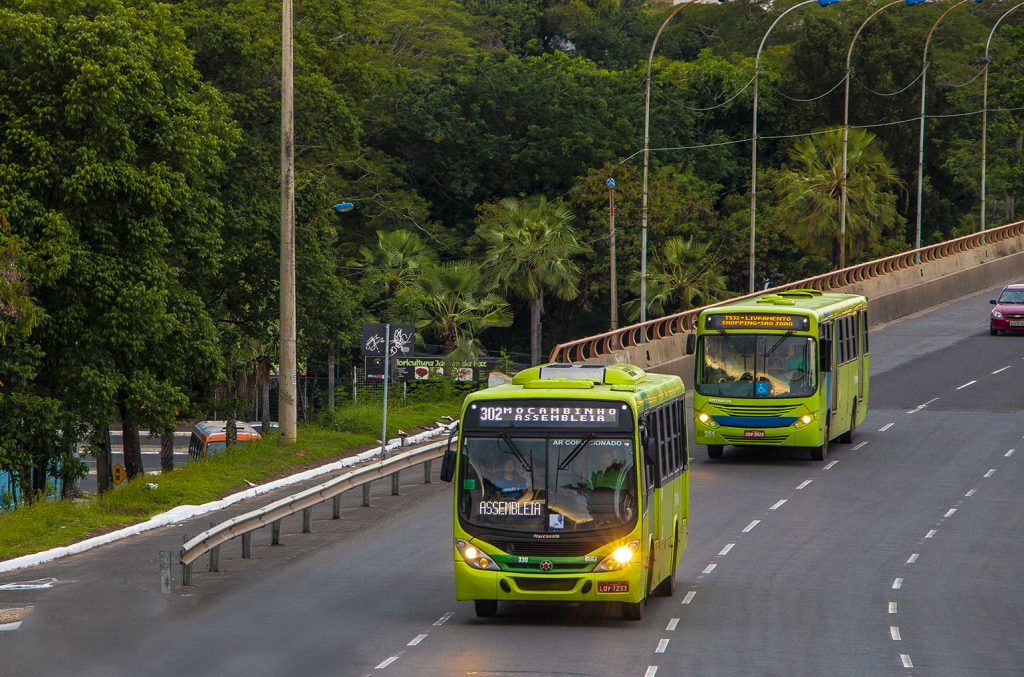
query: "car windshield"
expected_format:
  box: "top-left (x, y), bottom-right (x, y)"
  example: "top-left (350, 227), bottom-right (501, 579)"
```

top-left (998, 290), bottom-right (1024, 304)
top-left (457, 435), bottom-right (637, 533)
top-left (696, 334), bottom-right (817, 398)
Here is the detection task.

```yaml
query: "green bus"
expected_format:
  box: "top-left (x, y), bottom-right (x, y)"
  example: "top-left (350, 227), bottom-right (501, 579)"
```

top-left (439, 363), bottom-right (689, 620)
top-left (687, 289), bottom-right (869, 461)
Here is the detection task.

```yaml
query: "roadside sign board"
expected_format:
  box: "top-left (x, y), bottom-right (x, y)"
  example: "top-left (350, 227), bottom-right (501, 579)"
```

top-left (361, 323), bottom-right (414, 356)
top-left (112, 463), bottom-right (127, 485)
top-left (393, 357), bottom-right (491, 383)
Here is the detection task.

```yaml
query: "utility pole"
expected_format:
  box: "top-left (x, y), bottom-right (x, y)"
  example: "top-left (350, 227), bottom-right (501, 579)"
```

top-left (607, 178), bottom-right (618, 342)
top-left (279, 0), bottom-right (297, 444)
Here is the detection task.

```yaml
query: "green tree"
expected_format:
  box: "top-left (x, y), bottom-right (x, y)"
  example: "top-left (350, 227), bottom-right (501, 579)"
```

top-left (774, 128), bottom-right (902, 267)
top-left (478, 196), bottom-right (588, 364)
top-left (623, 236), bottom-right (727, 321)
top-left (406, 261), bottom-right (512, 356)
top-left (354, 229), bottom-right (438, 300)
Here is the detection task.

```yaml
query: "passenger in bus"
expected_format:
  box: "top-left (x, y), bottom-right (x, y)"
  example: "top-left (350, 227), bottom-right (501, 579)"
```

top-left (784, 351), bottom-right (811, 395)
top-left (491, 457), bottom-right (528, 499)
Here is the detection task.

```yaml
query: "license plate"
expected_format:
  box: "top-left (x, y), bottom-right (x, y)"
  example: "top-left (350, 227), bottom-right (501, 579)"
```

top-left (1010, 321), bottom-right (1024, 327)
top-left (598, 581), bottom-right (629, 593)
top-left (743, 430), bottom-right (766, 438)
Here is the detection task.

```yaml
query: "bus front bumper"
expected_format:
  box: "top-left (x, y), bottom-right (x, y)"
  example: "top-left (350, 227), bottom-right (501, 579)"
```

top-left (454, 561), bottom-right (646, 604)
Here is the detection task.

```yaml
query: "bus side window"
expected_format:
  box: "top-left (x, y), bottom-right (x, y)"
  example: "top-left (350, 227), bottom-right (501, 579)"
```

top-left (188, 433), bottom-right (201, 461)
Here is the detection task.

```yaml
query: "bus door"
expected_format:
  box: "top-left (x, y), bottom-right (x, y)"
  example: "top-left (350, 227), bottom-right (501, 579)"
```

top-left (858, 308), bottom-right (869, 407)
top-left (821, 321), bottom-right (837, 432)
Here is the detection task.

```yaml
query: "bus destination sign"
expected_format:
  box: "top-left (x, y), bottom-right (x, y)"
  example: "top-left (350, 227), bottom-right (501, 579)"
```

top-left (464, 400), bottom-right (628, 431)
top-left (705, 312), bottom-right (809, 331)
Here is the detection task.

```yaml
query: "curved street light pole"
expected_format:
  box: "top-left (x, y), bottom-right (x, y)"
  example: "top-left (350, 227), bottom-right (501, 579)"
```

top-left (640, 0), bottom-right (698, 325)
top-left (750, 0), bottom-right (839, 293)
top-left (840, 0), bottom-right (925, 271)
top-left (980, 2), bottom-right (1024, 232)
top-left (915, 0), bottom-right (979, 259)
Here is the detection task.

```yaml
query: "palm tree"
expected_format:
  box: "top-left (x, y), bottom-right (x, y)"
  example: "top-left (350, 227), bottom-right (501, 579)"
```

top-left (623, 236), bottom-right (728, 320)
top-left (774, 128), bottom-right (901, 267)
top-left (352, 229), bottom-right (437, 299)
top-left (409, 261), bottom-right (513, 357)
top-left (477, 196), bottom-right (588, 364)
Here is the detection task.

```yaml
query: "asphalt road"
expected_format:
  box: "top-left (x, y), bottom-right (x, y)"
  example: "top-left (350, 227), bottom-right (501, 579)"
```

top-left (1, 282), bottom-right (1022, 677)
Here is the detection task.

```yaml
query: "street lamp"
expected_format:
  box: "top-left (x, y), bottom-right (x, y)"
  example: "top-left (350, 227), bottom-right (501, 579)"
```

top-left (280, 0), bottom-right (297, 444)
top-left (839, 0), bottom-right (926, 271)
top-left (640, 0), bottom-right (699, 325)
top-left (334, 201), bottom-right (354, 213)
top-left (980, 2), bottom-right (1023, 232)
top-left (915, 0), bottom-right (984, 258)
top-left (750, 0), bottom-right (841, 293)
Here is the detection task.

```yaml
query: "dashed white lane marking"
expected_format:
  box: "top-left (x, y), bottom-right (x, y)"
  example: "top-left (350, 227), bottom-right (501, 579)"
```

top-left (907, 398), bottom-right (939, 414)
top-left (1006, 449), bottom-right (1016, 458)
top-left (890, 626), bottom-right (902, 641)
top-left (965, 489), bottom-right (977, 497)
top-left (407, 634), bottom-right (428, 646)
top-left (667, 618), bottom-right (679, 631)
top-left (992, 366), bottom-right (1011, 374)
top-left (797, 480), bottom-right (813, 490)
top-left (853, 441), bottom-right (868, 450)
top-left (682, 591), bottom-right (696, 605)
top-left (956, 380), bottom-right (977, 390)
top-left (879, 423), bottom-right (895, 432)
top-left (656, 639), bottom-right (670, 653)
top-left (703, 563), bottom-right (717, 574)
top-left (907, 554), bottom-right (919, 565)
top-left (433, 612), bottom-right (454, 626)
top-left (985, 469), bottom-right (997, 478)
top-left (892, 578), bottom-right (904, 590)
top-left (770, 500), bottom-right (787, 510)
top-left (644, 666), bottom-right (658, 677)
top-left (889, 602), bottom-right (898, 614)
top-left (824, 461), bottom-right (838, 470)
top-left (0, 622), bottom-right (22, 632)
top-left (901, 654), bottom-right (914, 668)
top-left (944, 508), bottom-right (957, 518)
top-left (742, 520), bottom-right (760, 533)
top-left (375, 657), bottom-right (400, 669)
top-left (719, 543), bottom-right (735, 556)
top-left (926, 529), bottom-right (937, 539)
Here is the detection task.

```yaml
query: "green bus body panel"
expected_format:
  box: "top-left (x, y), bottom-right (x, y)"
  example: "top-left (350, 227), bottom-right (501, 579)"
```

top-left (693, 291), bottom-right (869, 454)
top-left (451, 363), bottom-right (688, 609)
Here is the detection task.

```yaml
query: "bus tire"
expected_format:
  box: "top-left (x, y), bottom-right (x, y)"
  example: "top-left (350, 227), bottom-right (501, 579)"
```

top-left (839, 404), bottom-right (856, 444)
top-left (811, 420), bottom-right (829, 461)
top-left (474, 600), bottom-right (498, 617)
top-left (707, 445), bottom-right (724, 459)
top-left (621, 600), bottom-right (645, 621)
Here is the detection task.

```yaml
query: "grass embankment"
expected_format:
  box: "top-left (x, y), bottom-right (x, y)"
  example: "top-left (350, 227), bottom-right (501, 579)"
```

top-left (0, 397), bottom-right (463, 562)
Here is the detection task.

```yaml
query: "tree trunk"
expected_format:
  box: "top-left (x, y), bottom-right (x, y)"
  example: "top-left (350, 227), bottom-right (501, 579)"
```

top-left (328, 341), bottom-right (336, 413)
top-left (226, 410), bottom-right (237, 448)
top-left (261, 379), bottom-right (271, 432)
top-left (121, 418), bottom-right (144, 480)
top-left (530, 294), bottom-right (543, 365)
top-left (159, 431), bottom-right (175, 472)
top-left (94, 424), bottom-right (112, 495)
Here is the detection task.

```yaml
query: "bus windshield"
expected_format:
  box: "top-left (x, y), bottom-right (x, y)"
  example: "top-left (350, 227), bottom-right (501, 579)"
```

top-left (458, 434), bottom-right (637, 534)
top-left (697, 334), bottom-right (817, 398)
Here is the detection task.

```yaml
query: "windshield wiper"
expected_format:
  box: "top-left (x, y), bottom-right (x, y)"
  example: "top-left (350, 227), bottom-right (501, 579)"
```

top-left (765, 331), bottom-right (793, 358)
top-left (499, 433), bottom-right (532, 472)
top-left (556, 434), bottom-right (595, 471)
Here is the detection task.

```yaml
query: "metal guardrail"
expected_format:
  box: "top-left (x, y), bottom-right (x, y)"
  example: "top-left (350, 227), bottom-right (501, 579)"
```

top-left (176, 437), bottom-right (448, 584)
top-left (549, 220), bottom-right (1024, 363)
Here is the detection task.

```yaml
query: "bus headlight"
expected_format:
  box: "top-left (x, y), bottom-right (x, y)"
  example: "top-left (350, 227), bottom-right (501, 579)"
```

top-left (594, 541), bottom-right (640, 572)
top-left (792, 413), bottom-right (815, 429)
top-left (696, 412), bottom-right (718, 428)
top-left (456, 539), bottom-right (500, 571)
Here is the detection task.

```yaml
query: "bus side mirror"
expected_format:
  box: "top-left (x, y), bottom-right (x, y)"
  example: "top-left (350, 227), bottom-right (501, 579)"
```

top-left (439, 425), bottom-right (458, 483)
top-left (685, 334), bottom-right (695, 355)
top-left (640, 422), bottom-right (657, 466)
top-left (819, 339), bottom-right (832, 372)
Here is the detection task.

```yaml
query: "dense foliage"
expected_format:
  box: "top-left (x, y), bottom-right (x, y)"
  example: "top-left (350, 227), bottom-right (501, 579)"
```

top-left (1, 0), bottom-right (1021, 500)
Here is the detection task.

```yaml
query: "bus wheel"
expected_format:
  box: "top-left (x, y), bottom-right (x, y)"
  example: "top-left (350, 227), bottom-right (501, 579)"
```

top-left (621, 600), bottom-right (645, 621)
top-left (474, 600), bottom-right (498, 617)
top-left (811, 421), bottom-right (829, 461)
top-left (707, 445), bottom-right (724, 459)
top-left (839, 404), bottom-right (856, 444)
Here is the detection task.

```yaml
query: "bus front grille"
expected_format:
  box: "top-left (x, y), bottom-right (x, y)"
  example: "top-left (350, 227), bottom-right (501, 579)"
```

top-left (512, 577), bottom-right (580, 592)
top-left (491, 540), bottom-right (601, 557)
top-left (714, 404), bottom-right (799, 417)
